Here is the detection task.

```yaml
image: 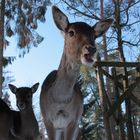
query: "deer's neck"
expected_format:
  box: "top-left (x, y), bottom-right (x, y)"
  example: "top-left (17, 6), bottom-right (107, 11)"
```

top-left (20, 108), bottom-right (37, 125)
top-left (52, 52), bottom-right (80, 102)
top-left (15, 108), bottom-right (39, 137)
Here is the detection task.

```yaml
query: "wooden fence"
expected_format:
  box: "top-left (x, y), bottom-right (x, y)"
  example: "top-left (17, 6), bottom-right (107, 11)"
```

top-left (94, 55), bottom-right (140, 140)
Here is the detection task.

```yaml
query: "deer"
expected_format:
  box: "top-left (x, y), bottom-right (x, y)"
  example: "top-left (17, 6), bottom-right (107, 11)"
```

top-left (0, 83), bottom-right (41, 140)
top-left (40, 6), bottom-right (113, 140)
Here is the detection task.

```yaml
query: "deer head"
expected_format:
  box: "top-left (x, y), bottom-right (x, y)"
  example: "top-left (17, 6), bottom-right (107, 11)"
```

top-left (9, 83), bottom-right (39, 110)
top-left (52, 6), bottom-right (113, 67)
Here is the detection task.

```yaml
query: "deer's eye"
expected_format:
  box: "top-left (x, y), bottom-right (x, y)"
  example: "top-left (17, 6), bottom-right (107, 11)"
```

top-left (68, 30), bottom-right (75, 37)
top-left (27, 94), bottom-right (31, 98)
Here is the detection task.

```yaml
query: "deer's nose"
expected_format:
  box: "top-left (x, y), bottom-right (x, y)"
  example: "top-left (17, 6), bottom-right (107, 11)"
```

top-left (86, 46), bottom-right (96, 54)
top-left (18, 103), bottom-right (26, 110)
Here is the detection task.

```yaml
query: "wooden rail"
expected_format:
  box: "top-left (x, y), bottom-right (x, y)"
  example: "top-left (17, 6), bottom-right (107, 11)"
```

top-left (94, 61), bottom-right (140, 67)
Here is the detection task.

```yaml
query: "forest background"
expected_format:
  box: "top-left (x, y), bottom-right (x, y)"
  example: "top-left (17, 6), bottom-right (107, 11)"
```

top-left (0, 0), bottom-right (140, 140)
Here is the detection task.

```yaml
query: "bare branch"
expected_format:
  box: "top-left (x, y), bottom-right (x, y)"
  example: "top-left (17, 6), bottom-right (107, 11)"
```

top-left (126, 20), bottom-right (140, 26)
top-left (123, 39), bottom-right (140, 47)
top-left (79, 0), bottom-right (93, 16)
top-left (61, 0), bottom-right (101, 20)
top-left (121, 5), bottom-right (130, 27)
top-left (120, 0), bottom-right (140, 13)
top-left (107, 48), bottom-right (118, 53)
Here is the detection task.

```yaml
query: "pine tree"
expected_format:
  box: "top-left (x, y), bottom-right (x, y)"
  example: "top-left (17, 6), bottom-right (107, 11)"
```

top-left (0, 0), bottom-right (51, 97)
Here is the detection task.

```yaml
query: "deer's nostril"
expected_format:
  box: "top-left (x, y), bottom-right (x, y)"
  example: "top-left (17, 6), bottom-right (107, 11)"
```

top-left (18, 103), bottom-right (25, 110)
top-left (86, 46), bottom-right (96, 54)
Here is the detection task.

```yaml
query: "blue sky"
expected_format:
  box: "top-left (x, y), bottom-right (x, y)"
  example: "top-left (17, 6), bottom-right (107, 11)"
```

top-left (4, 7), bottom-right (64, 109)
top-left (5, 7), bottom-right (63, 86)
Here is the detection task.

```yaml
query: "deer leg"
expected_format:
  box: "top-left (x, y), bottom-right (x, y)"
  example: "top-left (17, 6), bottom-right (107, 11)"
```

top-left (55, 129), bottom-right (64, 140)
top-left (64, 122), bottom-right (79, 140)
top-left (45, 122), bottom-right (55, 140)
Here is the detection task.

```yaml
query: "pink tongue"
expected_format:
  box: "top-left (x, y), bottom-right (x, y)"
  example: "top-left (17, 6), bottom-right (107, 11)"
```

top-left (84, 54), bottom-right (93, 62)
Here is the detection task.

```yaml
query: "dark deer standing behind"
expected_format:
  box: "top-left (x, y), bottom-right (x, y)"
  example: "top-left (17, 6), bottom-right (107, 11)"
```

top-left (40, 6), bottom-right (113, 140)
top-left (0, 83), bottom-right (40, 140)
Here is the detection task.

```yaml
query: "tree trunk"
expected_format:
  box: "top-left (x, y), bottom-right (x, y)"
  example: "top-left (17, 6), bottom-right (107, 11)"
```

top-left (111, 68), bottom-right (126, 140)
top-left (100, 1), bottom-right (117, 140)
top-left (113, 0), bottom-right (135, 140)
top-left (96, 55), bottom-right (112, 140)
top-left (0, 0), bottom-right (5, 97)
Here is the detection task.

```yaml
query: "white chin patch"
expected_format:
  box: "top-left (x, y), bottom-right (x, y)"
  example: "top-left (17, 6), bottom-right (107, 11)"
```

top-left (81, 57), bottom-right (94, 67)
top-left (81, 52), bottom-right (97, 67)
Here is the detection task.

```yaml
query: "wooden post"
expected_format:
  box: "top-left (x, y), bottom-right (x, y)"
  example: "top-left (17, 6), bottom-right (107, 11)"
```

top-left (112, 67), bottom-right (126, 140)
top-left (96, 54), bottom-right (112, 140)
top-left (122, 64), bottom-right (135, 140)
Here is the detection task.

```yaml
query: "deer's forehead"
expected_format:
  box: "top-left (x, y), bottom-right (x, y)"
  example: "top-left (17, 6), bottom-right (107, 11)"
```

top-left (16, 88), bottom-right (31, 95)
top-left (68, 22), bottom-right (93, 34)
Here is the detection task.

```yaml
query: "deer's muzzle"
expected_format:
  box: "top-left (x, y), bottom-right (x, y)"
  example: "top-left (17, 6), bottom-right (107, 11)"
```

top-left (81, 45), bottom-right (97, 67)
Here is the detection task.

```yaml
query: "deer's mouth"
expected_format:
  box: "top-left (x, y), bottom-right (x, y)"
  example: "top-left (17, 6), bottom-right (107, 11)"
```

top-left (84, 53), bottom-right (94, 63)
top-left (81, 53), bottom-right (96, 67)
top-left (81, 46), bottom-right (97, 67)
top-left (18, 103), bottom-right (26, 110)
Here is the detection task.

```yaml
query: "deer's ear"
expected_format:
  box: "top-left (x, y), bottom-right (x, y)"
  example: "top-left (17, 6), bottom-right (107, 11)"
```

top-left (52, 6), bottom-right (69, 32)
top-left (31, 83), bottom-right (39, 94)
top-left (93, 19), bottom-right (113, 38)
top-left (9, 84), bottom-right (17, 94)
